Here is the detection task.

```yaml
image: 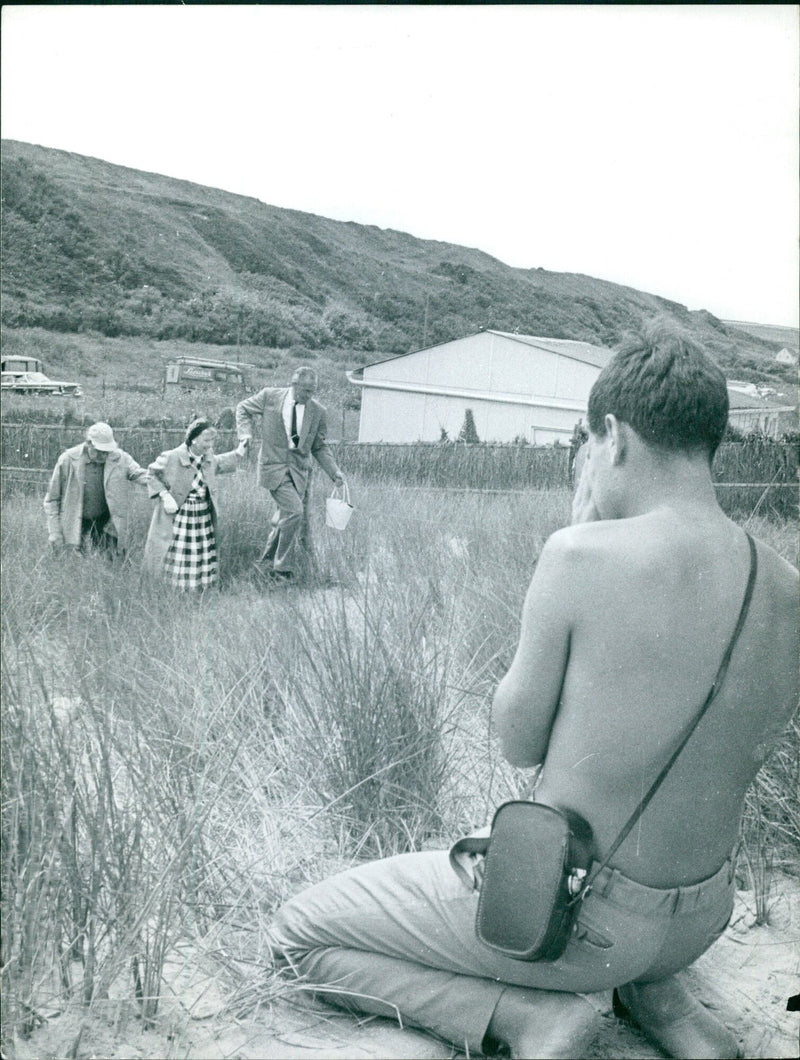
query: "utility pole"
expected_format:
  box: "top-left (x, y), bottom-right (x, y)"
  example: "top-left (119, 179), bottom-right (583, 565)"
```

top-left (422, 293), bottom-right (430, 348)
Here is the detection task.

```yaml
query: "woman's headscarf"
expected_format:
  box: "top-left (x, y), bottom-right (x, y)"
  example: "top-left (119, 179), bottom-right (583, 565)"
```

top-left (185, 418), bottom-right (212, 447)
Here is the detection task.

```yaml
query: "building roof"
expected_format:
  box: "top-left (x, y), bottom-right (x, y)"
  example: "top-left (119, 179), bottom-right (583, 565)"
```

top-left (487, 331), bottom-right (615, 368)
top-left (351, 329), bottom-right (615, 379)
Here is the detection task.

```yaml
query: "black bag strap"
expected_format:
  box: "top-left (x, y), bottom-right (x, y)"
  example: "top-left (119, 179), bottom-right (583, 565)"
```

top-left (579, 531), bottom-right (758, 899)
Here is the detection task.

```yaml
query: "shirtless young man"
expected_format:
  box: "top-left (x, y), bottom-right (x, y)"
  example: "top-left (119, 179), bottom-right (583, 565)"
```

top-left (267, 322), bottom-right (798, 1059)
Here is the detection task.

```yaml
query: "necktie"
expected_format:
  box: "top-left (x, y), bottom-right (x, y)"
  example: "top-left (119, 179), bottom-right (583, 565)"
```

top-left (291, 402), bottom-right (300, 448)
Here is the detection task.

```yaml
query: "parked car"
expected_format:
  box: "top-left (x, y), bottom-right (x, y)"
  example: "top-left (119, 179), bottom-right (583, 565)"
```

top-left (1, 371), bottom-right (82, 396)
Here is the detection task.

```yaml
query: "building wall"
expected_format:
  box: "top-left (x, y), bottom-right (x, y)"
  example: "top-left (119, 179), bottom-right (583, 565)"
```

top-left (485, 337), bottom-right (557, 396)
top-left (366, 333), bottom-right (603, 399)
top-left (358, 333), bottom-right (602, 443)
top-left (551, 355), bottom-right (602, 403)
top-left (358, 387), bottom-right (588, 444)
top-left (366, 333), bottom-right (505, 392)
top-left (728, 409), bottom-right (781, 437)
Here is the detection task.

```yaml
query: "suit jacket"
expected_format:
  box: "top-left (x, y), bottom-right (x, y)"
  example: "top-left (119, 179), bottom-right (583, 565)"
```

top-left (235, 387), bottom-right (341, 492)
top-left (143, 443), bottom-right (239, 573)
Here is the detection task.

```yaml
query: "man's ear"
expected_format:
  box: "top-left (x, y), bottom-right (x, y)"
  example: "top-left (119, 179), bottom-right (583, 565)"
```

top-left (605, 414), bottom-right (627, 465)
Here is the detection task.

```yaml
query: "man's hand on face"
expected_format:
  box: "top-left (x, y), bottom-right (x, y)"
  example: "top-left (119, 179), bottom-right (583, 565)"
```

top-left (571, 467), bottom-right (601, 524)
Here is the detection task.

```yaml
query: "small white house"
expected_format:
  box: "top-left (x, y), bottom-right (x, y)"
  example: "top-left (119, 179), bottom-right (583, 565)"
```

top-left (348, 331), bottom-right (614, 444)
top-left (775, 348), bottom-right (798, 366)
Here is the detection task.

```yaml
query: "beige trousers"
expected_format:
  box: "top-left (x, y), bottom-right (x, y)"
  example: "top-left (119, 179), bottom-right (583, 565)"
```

top-left (268, 849), bottom-right (735, 1055)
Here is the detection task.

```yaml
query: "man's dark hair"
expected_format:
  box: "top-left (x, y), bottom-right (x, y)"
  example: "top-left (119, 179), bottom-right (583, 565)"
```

top-left (587, 319), bottom-right (729, 458)
top-left (292, 366), bottom-right (318, 386)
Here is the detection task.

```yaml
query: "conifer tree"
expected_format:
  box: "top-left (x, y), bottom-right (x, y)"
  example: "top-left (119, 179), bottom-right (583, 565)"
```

top-left (457, 408), bottom-right (480, 444)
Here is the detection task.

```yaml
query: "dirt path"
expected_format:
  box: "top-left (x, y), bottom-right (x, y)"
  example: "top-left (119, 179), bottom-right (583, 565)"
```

top-left (13, 880), bottom-right (798, 1060)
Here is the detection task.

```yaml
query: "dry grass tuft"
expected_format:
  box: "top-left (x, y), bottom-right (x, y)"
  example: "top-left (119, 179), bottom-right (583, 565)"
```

top-left (1, 475), bottom-right (796, 1051)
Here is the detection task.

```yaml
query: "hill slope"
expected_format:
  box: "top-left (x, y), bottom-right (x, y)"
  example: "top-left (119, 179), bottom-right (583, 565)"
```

top-left (1, 139), bottom-right (792, 385)
top-left (722, 320), bottom-right (799, 354)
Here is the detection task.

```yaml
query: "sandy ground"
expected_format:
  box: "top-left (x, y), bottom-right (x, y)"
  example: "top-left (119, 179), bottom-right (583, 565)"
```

top-left (10, 877), bottom-right (799, 1060)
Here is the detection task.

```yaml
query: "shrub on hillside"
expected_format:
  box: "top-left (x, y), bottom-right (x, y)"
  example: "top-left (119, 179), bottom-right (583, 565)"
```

top-left (323, 304), bottom-right (376, 351)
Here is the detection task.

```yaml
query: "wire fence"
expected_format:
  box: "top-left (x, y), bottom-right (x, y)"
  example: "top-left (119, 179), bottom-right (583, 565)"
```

top-left (1, 424), bottom-right (797, 517)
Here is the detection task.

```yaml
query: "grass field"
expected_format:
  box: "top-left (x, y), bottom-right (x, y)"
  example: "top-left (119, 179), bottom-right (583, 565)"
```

top-left (0, 326), bottom-right (363, 438)
top-left (1, 472), bottom-right (797, 1052)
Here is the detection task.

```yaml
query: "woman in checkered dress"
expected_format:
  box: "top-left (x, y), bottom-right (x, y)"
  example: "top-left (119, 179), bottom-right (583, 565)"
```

top-left (144, 419), bottom-right (246, 589)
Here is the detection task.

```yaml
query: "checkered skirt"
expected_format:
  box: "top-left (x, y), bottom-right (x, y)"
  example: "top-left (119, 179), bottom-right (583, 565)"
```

top-left (163, 465), bottom-right (218, 590)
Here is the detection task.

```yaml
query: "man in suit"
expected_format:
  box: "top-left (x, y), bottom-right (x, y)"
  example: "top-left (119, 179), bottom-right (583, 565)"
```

top-left (236, 367), bottom-right (345, 582)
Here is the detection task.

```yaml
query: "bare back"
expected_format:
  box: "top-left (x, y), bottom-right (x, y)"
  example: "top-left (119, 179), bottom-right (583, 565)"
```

top-left (532, 512), bottom-right (798, 887)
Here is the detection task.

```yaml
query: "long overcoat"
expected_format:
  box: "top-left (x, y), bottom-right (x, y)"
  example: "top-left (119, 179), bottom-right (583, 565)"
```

top-left (44, 443), bottom-right (148, 549)
top-left (143, 443), bottom-right (239, 573)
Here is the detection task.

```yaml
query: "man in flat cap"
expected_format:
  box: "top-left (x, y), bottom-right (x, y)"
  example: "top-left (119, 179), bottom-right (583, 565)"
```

top-left (44, 421), bottom-right (148, 558)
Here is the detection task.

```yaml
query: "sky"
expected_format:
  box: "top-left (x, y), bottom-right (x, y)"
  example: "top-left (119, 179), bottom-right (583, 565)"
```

top-left (2, 5), bottom-right (798, 328)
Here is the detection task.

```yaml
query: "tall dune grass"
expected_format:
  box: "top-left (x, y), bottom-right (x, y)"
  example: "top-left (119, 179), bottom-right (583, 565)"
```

top-left (1, 474), bottom-right (797, 1048)
top-left (0, 474), bottom-right (548, 1046)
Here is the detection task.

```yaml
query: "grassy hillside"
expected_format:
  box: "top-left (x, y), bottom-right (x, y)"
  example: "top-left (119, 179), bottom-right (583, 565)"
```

top-left (0, 328), bottom-right (363, 436)
top-left (722, 320), bottom-right (799, 353)
top-left (1, 139), bottom-right (795, 391)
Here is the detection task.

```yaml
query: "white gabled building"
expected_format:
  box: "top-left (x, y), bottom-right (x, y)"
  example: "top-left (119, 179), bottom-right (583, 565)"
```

top-left (347, 330), bottom-right (614, 445)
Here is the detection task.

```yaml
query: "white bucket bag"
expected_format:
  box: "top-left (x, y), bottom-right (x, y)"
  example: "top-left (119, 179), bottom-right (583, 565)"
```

top-left (325, 481), bottom-right (354, 530)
